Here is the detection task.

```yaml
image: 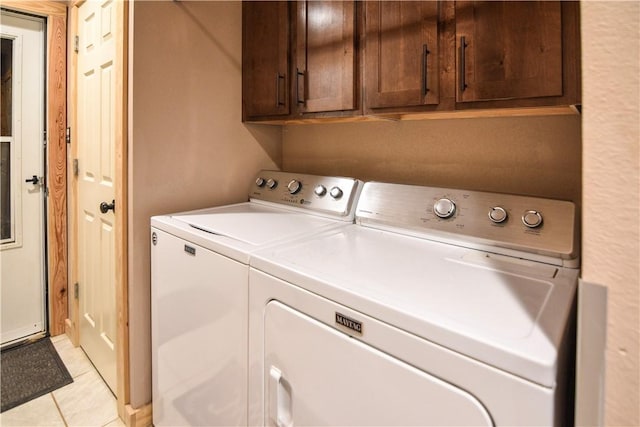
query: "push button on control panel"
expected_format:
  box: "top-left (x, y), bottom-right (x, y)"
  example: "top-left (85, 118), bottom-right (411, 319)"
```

top-left (266, 178), bottom-right (278, 189)
top-left (329, 187), bottom-right (343, 199)
top-left (488, 206), bottom-right (508, 224)
top-left (522, 210), bottom-right (543, 228)
top-left (314, 185), bottom-right (327, 196)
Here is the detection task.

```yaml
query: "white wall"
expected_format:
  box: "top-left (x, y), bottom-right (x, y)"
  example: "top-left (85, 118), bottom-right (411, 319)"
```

top-left (128, 1), bottom-right (281, 407)
top-left (581, 2), bottom-right (640, 425)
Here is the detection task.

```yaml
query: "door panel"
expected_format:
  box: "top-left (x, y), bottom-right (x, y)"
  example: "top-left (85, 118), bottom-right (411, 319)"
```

top-left (242, 1), bottom-right (290, 119)
top-left (296, 1), bottom-right (356, 113)
top-left (0, 11), bottom-right (46, 347)
top-left (264, 301), bottom-right (493, 426)
top-left (77, 0), bottom-right (117, 392)
top-left (365, 1), bottom-right (440, 108)
top-left (456, 1), bottom-right (563, 102)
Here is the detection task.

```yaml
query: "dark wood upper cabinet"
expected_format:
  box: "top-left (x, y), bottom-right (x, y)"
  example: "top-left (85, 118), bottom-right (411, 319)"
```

top-left (241, 0), bottom-right (580, 122)
top-left (364, 1), bottom-right (440, 110)
top-left (296, 1), bottom-right (357, 114)
top-left (455, 1), bottom-right (577, 105)
top-left (242, 2), bottom-right (291, 120)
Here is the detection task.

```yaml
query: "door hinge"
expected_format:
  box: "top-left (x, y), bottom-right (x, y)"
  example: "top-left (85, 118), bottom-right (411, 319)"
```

top-left (74, 283), bottom-right (79, 299)
top-left (66, 127), bottom-right (71, 144)
top-left (73, 159), bottom-right (79, 176)
top-left (74, 35), bottom-right (79, 53)
top-left (43, 130), bottom-right (47, 146)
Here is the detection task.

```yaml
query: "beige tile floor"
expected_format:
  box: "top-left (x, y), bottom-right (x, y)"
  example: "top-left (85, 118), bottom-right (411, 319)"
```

top-left (0, 335), bottom-right (124, 427)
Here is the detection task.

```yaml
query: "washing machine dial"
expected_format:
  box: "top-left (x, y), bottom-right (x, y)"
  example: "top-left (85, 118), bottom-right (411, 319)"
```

top-left (314, 185), bottom-right (327, 196)
top-left (488, 206), bottom-right (508, 224)
top-left (329, 187), bottom-right (343, 199)
top-left (266, 178), bottom-right (278, 189)
top-left (287, 179), bottom-right (302, 194)
top-left (433, 198), bottom-right (456, 219)
top-left (522, 210), bottom-right (543, 228)
top-left (255, 177), bottom-right (266, 187)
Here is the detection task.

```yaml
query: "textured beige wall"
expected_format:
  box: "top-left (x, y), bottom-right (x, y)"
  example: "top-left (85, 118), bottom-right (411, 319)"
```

top-left (128, 1), bottom-right (281, 407)
top-left (283, 115), bottom-right (582, 204)
top-left (581, 2), bottom-right (640, 425)
top-left (125, 1), bottom-right (640, 420)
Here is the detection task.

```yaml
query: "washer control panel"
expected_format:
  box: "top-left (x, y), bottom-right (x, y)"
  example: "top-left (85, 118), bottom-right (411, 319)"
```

top-left (251, 170), bottom-right (362, 218)
top-left (356, 182), bottom-right (578, 265)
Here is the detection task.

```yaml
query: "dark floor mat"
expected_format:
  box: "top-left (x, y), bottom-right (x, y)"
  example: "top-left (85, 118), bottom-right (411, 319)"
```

top-left (1, 337), bottom-right (73, 412)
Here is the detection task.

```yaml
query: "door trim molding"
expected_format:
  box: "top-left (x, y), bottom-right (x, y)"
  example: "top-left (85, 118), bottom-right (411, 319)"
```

top-left (1, 1), bottom-right (68, 338)
top-left (116, 0), bottom-right (130, 417)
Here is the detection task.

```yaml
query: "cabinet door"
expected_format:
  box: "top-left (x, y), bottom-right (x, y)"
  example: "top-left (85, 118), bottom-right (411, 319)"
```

top-left (242, 2), bottom-right (290, 120)
top-left (456, 1), bottom-right (563, 103)
top-left (296, 1), bottom-right (356, 114)
top-left (364, 1), bottom-right (440, 109)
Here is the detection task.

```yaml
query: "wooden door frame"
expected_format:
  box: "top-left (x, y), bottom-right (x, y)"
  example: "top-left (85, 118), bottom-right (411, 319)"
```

top-left (68, 0), bottom-right (135, 424)
top-left (1, 1), bottom-right (67, 339)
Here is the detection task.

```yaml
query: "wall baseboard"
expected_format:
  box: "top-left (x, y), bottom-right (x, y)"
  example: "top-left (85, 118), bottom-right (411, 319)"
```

top-left (124, 403), bottom-right (152, 427)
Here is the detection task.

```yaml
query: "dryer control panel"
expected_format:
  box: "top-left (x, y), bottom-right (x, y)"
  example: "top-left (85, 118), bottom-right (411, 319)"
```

top-left (250, 170), bottom-right (362, 220)
top-left (356, 182), bottom-right (578, 267)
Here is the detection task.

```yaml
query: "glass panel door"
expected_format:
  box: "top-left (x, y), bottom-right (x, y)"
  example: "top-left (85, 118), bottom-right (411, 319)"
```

top-left (0, 11), bottom-right (46, 347)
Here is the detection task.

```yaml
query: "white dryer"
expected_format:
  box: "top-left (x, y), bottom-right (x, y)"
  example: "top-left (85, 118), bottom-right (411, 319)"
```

top-left (150, 171), bottom-right (362, 426)
top-left (248, 182), bottom-right (579, 426)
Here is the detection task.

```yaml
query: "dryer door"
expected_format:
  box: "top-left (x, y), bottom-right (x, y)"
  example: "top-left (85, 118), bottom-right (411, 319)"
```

top-left (264, 301), bottom-right (493, 426)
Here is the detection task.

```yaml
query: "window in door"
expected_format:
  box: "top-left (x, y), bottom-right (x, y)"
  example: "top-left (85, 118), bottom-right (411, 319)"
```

top-left (1, 37), bottom-right (14, 243)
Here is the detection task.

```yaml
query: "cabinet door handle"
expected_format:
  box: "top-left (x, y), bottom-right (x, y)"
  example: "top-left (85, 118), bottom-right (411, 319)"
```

top-left (296, 69), bottom-right (305, 105)
top-left (459, 36), bottom-right (468, 94)
top-left (421, 44), bottom-right (430, 97)
top-left (275, 73), bottom-right (286, 107)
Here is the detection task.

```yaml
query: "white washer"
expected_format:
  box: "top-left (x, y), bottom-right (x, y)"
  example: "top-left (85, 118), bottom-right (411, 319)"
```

top-left (150, 170), bottom-right (362, 426)
top-left (248, 182), bottom-right (579, 426)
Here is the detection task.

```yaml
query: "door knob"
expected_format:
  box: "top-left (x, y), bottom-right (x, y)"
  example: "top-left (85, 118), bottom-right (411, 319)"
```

top-left (25, 175), bottom-right (40, 185)
top-left (100, 200), bottom-right (115, 214)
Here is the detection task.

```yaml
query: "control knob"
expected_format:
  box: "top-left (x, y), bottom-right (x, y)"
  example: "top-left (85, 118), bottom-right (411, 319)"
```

top-left (287, 179), bottom-right (302, 194)
top-left (314, 185), bottom-right (327, 196)
top-left (522, 210), bottom-right (543, 228)
top-left (488, 206), bottom-right (508, 224)
top-left (329, 187), bottom-right (343, 199)
top-left (255, 177), bottom-right (266, 187)
top-left (433, 198), bottom-right (456, 219)
top-left (266, 178), bottom-right (278, 189)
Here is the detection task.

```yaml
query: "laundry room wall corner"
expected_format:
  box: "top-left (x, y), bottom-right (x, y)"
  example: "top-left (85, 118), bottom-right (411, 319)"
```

top-left (128, 0), bottom-right (282, 409)
top-left (581, 2), bottom-right (640, 425)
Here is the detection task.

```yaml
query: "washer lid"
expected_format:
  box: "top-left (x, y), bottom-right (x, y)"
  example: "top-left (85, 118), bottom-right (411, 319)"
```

top-left (250, 225), bottom-right (578, 387)
top-left (170, 202), bottom-right (342, 244)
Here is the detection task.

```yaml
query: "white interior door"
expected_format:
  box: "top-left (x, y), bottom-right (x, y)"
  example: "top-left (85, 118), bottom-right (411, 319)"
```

top-left (0, 11), bottom-right (46, 347)
top-left (77, 0), bottom-right (117, 392)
